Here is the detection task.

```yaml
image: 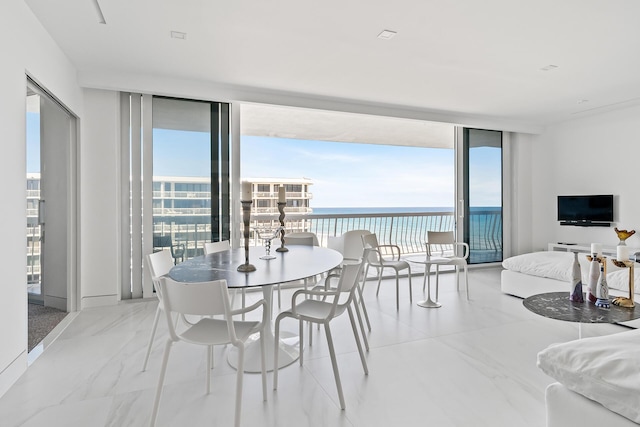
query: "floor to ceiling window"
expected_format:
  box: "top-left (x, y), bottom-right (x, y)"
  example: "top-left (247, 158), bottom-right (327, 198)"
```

top-left (121, 94), bottom-right (230, 299)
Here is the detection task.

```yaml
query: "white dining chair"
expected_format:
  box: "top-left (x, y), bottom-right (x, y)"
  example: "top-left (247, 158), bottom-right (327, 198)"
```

top-left (203, 240), bottom-right (230, 255)
top-left (273, 260), bottom-right (369, 410)
top-left (362, 233), bottom-right (412, 310)
top-left (426, 231), bottom-right (470, 299)
top-left (149, 276), bottom-right (267, 427)
top-left (329, 230), bottom-right (372, 331)
top-left (203, 240), bottom-right (243, 318)
top-left (142, 250), bottom-right (176, 372)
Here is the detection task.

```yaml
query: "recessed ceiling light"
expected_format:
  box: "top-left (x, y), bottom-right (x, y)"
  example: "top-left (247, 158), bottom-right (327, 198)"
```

top-left (171, 31), bottom-right (187, 40)
top-left (377, 30), bottom-right (397, 40)
top-left (540, 64), bottom-right (559, 71)
top-left (577, 99), bottom-right (589, 104)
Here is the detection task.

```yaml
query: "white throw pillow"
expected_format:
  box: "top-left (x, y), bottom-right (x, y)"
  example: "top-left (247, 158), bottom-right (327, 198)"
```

top-left (537, 329), bottom-right (640, 424)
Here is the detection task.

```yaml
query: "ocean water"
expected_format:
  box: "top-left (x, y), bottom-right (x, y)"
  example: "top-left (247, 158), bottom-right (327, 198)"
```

top-left (313, 207), bottom-right (454, 215)
top-left (303, 206), bottom-right (502, 253)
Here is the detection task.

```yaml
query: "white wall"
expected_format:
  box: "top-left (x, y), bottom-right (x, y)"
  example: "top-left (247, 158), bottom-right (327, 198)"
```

top-left (0, 0), bottom-right (82, 397)
top-left (530, 105), bottom-right (640, 252)
top-left (80, 89), bottom-right (120, 308)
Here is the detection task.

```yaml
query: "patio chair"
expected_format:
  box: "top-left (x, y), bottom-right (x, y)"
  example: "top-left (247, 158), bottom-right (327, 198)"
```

top-left (362, 233), bottom-right (412, 310)
top-left (426, 231), bottom-right (470, 299)
top-left (153, 235), bottom-right (185, 265)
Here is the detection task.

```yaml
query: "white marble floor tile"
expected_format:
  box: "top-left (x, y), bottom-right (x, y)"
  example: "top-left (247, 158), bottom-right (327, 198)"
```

top-left (1, 266), bottom-right (633, 427)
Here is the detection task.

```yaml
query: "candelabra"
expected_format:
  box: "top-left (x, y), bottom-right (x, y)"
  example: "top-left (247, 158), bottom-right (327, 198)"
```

top-left (275, 201), bottom-right (288, 252)
top-left (237, 200), bottom-right (256, 272)
top-left (612, 259), bottom-right (635, 308)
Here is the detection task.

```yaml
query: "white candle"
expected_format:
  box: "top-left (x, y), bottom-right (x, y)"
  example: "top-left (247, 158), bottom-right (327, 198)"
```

top-left (591, 243), bottom-right (602, 256)
top-left (241, 181), bottom-right (251, 201)
top-left (278, 186), bottom-right (286, 203)
top-left (617, 245), bottom-right (629, 261)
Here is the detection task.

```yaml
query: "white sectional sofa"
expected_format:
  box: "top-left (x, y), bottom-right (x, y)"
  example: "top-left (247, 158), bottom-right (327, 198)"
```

top-left (538, 329), bottom-right (640, 426)
top-left (501, 251), bottom-right (638, 302)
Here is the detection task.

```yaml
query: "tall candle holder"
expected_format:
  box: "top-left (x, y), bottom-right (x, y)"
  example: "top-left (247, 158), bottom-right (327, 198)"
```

top-left (275, 201), bottom-right (288, 252)
top-left (237, 200), bottom-right (256, 272)
top-left (612, 259), bottom-right (635, 308)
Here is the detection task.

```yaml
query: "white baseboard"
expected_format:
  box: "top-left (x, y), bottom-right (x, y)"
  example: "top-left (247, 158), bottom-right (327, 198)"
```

top-left (81, 294), bottom-right (117, 309)
top-left (0, 351), bottom-right (27, 399)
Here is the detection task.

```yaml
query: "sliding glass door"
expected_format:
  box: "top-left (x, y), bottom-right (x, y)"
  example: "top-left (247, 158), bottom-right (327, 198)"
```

top-left (121, 95), bottom-right (230, 299)
top-left (457, 128), bottom-right (503, 264)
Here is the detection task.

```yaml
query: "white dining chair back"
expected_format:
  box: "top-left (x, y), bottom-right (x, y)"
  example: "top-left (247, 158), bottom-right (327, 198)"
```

top-left (426, 231), bottom-right (470, 299)
top-left (204, 240), bottom-right (231, 255)
top-left (342, 229), bottom-right (371, 261)
top-left (285, 235), bottom-right (315, 246)
top-left (286, 231), bottom-right (319, 246)
top-left (150, 276), bottom-right (267, 427)
top-left (361, 232), bottom-right (412, 310)
top-left (142, 250), bottom-right (176, 372)
top-left (273, 259), bottom-right (369, 410)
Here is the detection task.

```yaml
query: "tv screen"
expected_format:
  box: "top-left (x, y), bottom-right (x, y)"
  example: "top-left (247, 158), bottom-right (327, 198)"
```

top-left (557, 195), bottom-right (614, 222)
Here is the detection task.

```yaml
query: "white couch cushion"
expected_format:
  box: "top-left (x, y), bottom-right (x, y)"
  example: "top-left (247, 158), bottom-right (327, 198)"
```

top-left (537, 329), bottom-right (640, 424)
top-left (502, 251), bottom-right (577, 282)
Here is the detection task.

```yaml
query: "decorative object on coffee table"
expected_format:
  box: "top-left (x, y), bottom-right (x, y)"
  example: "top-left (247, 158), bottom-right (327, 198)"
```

top-left (586, 252), bottom-right (605, 303)
top-left (595, 260), bottom-right (610, 308)
top-left (569, 251), bottom-right (584, 302)
top-left (615, 227), bottom-right (636, 246)
top-left (612, 259), bottom-right (635, 308)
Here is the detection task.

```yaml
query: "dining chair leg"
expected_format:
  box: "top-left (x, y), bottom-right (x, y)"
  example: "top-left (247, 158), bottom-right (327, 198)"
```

top-left (299, 319), bottom-right (304, 366)
top-left (356, 282), bottom-right (372, 331)
top-left (362, 264), bottom-right (370, 292)
top-left (273, 315), bottom-right (283, 390)
top-left (456, 265), bottom-right (460, 291)
top-left (308, 321), bottom-right (313, 346)
top-left (375, 269), bottom-right (383, 297)
top-left (464, 265), bottom-right (470, 300)
top-left (259, 330), bottom-right (267, 401)
top-left (234, 345), bottom-right (244, 427)
top-left (352, 298), bottom-right (369, 351)
top-left (206, 345), bottom-right (213, 394)
top-left (435, 265), bottom-right (440, 301)
top-left (407, 266), bottom-right (413, 302)
top-left (395, 273), bottom-right (400, 310)
top-left (142, 304), bottom-right (162, 371)
top-left (149, 339), bottom-right (173, 427)
top-left (347, 306), bottom-right (368, 374)
top-left (324, 323), bottom-right (346, 410)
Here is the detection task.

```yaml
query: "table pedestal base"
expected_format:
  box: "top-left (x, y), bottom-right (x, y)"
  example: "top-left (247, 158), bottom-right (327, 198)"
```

top-left (417, 298), bottom-right (442, 308)
top-left (228, 330), bottom-right (300, 372)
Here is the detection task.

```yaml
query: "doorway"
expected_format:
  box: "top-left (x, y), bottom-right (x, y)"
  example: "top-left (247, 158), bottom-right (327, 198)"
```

top-left (26, 78), bottom-right (77, 314)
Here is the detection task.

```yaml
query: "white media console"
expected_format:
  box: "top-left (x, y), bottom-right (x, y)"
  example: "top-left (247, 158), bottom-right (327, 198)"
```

top-left (548, 242), bottom-right (640, 257)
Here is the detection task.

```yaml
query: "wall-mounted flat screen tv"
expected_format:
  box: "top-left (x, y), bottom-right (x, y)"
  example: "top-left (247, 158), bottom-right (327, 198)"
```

top-left (557, 195), bottom-right (614, 224)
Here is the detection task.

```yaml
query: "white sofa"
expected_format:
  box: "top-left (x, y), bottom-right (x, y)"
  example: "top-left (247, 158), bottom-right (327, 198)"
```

top-left (538, 329), bottom-right (640, 426)
top-left (501, 251), bottom-right (638, 302)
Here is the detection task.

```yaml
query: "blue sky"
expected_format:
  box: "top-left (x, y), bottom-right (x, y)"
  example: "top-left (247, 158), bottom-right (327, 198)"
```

top-left (28, 121), bottom-right (501, 208)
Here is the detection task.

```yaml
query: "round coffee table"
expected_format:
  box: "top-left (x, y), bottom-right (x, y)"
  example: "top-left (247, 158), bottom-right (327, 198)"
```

top-left (523, 291), bottom-right (640, 338)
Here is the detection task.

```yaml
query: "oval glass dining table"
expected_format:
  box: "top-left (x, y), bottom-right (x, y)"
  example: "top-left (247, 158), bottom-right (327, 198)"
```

top-left (168, 245), bottom-right (343, 372)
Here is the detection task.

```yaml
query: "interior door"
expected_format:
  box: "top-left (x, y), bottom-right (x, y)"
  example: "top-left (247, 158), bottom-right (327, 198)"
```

top-left (38, 88), bottom-right (73, 311)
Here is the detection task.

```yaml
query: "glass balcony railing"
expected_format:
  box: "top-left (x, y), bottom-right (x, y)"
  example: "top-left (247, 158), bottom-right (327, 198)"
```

top-left (151, 208), bottom-right (502, 263)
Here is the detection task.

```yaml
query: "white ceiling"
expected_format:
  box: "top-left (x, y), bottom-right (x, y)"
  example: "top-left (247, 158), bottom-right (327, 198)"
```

top-left (24, 0), bottom-right (640, 132)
